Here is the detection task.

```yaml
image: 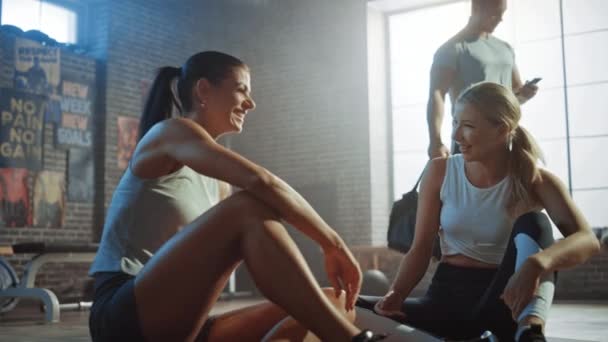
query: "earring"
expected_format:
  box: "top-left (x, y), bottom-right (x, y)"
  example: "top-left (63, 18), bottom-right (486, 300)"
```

top-left (508, 136), bottom-right (513, 152)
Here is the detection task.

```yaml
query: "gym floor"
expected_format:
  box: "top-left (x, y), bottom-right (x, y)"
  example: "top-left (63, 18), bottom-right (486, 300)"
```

top-left (0, 299), bottom-right (607, 342)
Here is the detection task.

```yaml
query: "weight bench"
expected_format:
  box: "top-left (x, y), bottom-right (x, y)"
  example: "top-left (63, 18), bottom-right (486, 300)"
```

top-left (0, 242), bottom-right (97, 323)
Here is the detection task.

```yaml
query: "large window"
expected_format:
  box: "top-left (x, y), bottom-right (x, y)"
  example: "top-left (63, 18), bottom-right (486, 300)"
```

top-left (389, 0), bottom-right (608, 229)
top-left (1, 0), bottom-right (78, 44)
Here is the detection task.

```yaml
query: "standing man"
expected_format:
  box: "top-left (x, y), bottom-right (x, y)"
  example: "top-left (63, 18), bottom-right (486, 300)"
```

top-left (427, 0), bottom-right (538, 158)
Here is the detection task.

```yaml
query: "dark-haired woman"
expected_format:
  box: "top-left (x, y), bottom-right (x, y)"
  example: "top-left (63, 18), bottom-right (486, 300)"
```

top-left (88, 51), bottom-right (385, 342)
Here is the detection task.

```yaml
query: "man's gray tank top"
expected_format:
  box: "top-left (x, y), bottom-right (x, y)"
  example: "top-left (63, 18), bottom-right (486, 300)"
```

top-left (89, 165), bottom-right (219, 276)
top-left (433, 35), bottom-right (515, 107)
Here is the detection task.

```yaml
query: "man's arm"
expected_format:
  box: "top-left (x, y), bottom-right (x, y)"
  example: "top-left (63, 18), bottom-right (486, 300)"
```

top-left (427, 64), bottom-right (455, 159)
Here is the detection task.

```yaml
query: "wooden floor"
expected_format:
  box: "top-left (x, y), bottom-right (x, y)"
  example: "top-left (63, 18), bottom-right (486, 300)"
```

top-left (0, 299), bottom-right (607, 341)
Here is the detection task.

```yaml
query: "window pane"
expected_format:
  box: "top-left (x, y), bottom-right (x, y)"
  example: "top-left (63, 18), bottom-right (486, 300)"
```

top-left (1, 0), bottom-right (40, 31)
top-left (393, 152), bottom-right (427, 200)
top-left (390, 61), bottom-right (428, 107)
top-left (568, 83), bottom-right (608, 137)
top-left (389, 2), bottom-right (468, 107)
top-left (564, 31), bottom-right (608, 85)
top-left (516, 38), bottom-right (565, 88)
top-left (392, 101), bottom-right (453, 154)
top-left (573, 189), bottom-right (608, 227)
top-left (40, 2), bottom-right (77, 43)
top-left (520, 88), bottom-right (566, 140)
top-left (563, 0), bottom-right (608, 34)
top-left (1, 0), bottom-right (77, 44)
top-left (570, 137), bottom-right (608, 190)
top-left (537, 139), bottom-right (570, 186)
top-left (514, 0), bottom-right (561, 42)
top-left (392, 104), bottom-right (427, 152)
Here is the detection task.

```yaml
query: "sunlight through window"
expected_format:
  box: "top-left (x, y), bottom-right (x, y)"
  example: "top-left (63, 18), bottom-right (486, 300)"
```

top-left (1, 0), bottom-right (77, 44)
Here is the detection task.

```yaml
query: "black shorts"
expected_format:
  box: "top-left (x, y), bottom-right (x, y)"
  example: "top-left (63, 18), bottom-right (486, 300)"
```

top-left (89, 272), bottom-right (144, 342)
top-left (89, 271), bottom-right (216, 341)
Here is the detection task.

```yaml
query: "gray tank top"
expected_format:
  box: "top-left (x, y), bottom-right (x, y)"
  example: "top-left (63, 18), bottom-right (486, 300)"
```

top-left (439, 155), bottom-right (514, 264)
top-left (433, 35), bottom-right (515, 107)
top-left (89, 165), bottom-right (219, 276)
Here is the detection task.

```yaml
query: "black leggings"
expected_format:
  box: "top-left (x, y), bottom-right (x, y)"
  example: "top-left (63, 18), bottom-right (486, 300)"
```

top-left (357, 212), bottom-right (556, 341)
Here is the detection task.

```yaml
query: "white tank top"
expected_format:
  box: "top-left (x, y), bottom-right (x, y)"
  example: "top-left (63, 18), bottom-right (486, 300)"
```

top-left (439, 155), bottom-right (514, 264)
top-left (89, 165), bottom-right (220, 276)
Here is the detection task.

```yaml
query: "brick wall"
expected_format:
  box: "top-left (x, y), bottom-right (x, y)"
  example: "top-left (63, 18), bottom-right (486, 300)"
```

top-left (194, 0), bottom-right (375, 246)
top-left (555, 246), bottom-right (608, 300)
top-left (190, 0), bottom-right (384, 287)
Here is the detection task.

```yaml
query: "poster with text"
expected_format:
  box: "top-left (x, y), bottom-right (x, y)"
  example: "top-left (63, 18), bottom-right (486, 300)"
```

top-left (55, 78), bottom-right (94, 148)
top-left (0, 89), bottom-right (45, 170)
top-left (117, 116), bottom-right (139, 170)
top-left (0, 168), bottom-right (31, 227)
top-left (45, 93), bottom-right (62, 124)
top-left (33, 171), bottom-right (65, 228)
top-left (68, 148), bottom-right (94, 202)
top-left (14, 38), bottom-right (61, 95)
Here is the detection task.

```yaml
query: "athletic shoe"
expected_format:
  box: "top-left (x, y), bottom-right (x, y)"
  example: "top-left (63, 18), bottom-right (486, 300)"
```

top-left (518, 324), bottom-right (546, 342)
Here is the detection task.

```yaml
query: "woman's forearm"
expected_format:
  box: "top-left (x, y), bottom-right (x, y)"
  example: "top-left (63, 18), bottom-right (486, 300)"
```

top-left (531, 230), bottom-right (601, 274)
top-left (246, 169), bottom-right (341, 250)
top-left (390, 249), bottom-right (432, 298)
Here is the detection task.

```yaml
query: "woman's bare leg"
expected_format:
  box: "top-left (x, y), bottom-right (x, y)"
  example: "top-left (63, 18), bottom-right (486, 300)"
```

top-left (205, 301), bottom-right (288, 341)
top-left (259, 295), bottom-right (443, 342)
top-left (134, 192), bottom-right (360, 342)
top-left (261, 288), bottom-right (356, 342)
top-left (205, 288), bottom-right (351, 342)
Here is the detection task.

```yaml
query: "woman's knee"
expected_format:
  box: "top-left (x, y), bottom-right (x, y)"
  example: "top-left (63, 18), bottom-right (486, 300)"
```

top-left (221, 191), bottom-right (292, 249)
top-left (223, 191), bottom-right (280, 224)
top-left (512, 212), bottom-right (554, 248)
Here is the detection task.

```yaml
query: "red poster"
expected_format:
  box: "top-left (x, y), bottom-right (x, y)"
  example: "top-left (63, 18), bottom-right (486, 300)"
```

top-left (117, 116), bottom-right (139, 170)
top-left (0, 168), bottom-right (31, 227)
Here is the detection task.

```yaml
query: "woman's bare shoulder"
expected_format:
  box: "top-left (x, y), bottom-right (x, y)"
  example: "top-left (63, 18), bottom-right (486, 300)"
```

top-left (427, 156), bottom-right (448, 180)
top-left (421, 156), bottom-right (448, 192)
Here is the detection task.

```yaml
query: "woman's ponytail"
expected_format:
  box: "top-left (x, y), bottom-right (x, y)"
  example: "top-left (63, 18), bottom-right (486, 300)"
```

top-left (507, 125), bottom-right (544, 213)
top-left (138, 66), bottom-right (182, 140)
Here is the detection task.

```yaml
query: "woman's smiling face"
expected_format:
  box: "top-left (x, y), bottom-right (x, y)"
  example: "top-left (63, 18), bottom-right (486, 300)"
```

top-left (452, 101), bottom-right (508, 161)
top-left (202, 66), bottom-right (256, 136)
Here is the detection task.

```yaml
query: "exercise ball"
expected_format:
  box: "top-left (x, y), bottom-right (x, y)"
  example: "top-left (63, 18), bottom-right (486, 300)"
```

top-left (361, 269), bottom-right (390, 296)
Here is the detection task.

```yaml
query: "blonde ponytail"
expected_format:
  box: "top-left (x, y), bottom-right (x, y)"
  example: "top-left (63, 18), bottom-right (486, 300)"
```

top-left (507, 125), bottom-right (544, 214)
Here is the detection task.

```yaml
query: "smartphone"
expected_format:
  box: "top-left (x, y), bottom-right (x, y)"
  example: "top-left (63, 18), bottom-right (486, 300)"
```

top-left (526, 77), bottom-right (542, 85)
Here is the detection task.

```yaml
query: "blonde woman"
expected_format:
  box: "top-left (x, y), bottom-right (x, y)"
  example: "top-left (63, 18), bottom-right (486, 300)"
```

top-left (360, 82), bottom-right (600, 341)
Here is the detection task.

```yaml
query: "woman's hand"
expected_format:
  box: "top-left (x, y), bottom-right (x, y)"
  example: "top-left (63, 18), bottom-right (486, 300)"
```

top-left (373, 290), bottom-right (406, 320)
top-left (323, 241), bottom-right (362, 311)
top-left (500, 258), bottom-right (544, 319)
